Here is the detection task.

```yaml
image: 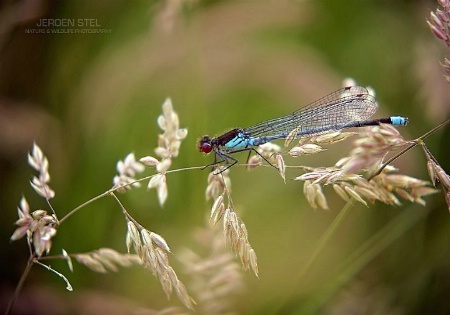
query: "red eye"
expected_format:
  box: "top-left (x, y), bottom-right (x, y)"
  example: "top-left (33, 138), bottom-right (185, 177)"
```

top-left (200, 143), bottom-right (212, 153)
top-left (198, 135), bottom-right (213, 153)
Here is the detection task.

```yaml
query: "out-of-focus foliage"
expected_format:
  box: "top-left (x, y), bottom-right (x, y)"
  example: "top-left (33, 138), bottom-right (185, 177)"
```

top-left (1, 0), bottom-right (449, 314)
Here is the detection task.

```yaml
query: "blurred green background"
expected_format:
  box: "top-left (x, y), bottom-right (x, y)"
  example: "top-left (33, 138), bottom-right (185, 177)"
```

top-left (1, 0), bottom-right (450, 314)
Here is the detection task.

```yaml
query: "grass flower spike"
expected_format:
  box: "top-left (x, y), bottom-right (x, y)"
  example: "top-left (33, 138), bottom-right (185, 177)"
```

top-left (140, 98), bottom-right (188, 206)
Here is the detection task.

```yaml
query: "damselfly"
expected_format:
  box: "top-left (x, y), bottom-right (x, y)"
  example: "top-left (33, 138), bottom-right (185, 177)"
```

top-left (198, 86), bottom-right (408, 171)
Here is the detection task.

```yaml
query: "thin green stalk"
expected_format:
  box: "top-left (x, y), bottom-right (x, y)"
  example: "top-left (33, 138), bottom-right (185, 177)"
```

top-left (301, 206), bottom-right (429, 314)
top-left (370, 119), bottom-right (450, 180)
top-left (59, 165), bottom-right (204, 223)
top-left (298, 199), bottom-right (354, 279)
top-left (5, 256), bottom-right (34, 315)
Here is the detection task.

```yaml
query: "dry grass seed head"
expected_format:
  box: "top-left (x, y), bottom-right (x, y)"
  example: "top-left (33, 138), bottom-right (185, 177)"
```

top-left (206, 168), bottom-right (231, 200)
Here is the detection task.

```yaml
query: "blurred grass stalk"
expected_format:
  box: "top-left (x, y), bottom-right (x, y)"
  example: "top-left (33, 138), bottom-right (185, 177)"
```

top-left (300, 202), bottom-right (429, 313)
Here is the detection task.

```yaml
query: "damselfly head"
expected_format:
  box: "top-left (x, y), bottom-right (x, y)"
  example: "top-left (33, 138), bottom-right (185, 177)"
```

top-left (198, 135), bottom-right (213, 154)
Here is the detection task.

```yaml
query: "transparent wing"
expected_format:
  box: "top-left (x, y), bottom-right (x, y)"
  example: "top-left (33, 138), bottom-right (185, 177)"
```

top-left (244, 86), bottom-right (378, 137)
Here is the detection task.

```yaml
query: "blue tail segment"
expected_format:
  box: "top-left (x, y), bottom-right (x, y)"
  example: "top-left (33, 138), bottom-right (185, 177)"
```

top-left (198, 86), bottom-right (408, 171)
top-left (390, 116), bottom-right (408, 126)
